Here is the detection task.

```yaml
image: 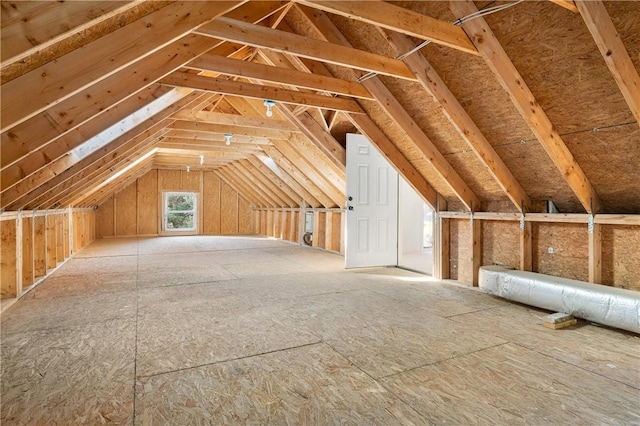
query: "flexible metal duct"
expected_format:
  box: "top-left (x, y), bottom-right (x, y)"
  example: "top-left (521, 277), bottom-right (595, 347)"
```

top-left (479, 266), bottom-right (640, 334)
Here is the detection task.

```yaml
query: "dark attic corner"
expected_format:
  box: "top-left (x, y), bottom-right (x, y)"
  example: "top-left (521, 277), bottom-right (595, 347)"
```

top-left (1, 1), bottom-right (638, 424)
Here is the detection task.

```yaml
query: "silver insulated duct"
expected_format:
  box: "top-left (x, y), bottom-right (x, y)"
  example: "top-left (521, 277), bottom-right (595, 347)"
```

top-left (479, 266), bottom-right (640, 334)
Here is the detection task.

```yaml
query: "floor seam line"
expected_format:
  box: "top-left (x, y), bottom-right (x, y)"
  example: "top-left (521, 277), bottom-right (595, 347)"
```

top-left (511, 342), bottom-right (640, 390)
top-left (137, 340), bottom-right (323, 379)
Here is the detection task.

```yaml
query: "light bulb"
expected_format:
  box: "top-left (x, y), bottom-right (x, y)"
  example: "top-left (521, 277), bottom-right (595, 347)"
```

top-left (186, 165), bottom-right (190, 173)
top-left (199, 154), bottom-right (204, 165)
top-left (264, 100), bottom-right (276, 118)
top-left (224, 133), bottom-right (232, 145)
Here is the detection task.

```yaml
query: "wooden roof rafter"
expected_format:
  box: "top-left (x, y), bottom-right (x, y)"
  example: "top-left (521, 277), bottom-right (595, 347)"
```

top-left (450, 0), bottom-right (602, 214)
top-left (296, 5), bottom-right (480, 211)
top-left (576, 0), bottom-right (640, 127)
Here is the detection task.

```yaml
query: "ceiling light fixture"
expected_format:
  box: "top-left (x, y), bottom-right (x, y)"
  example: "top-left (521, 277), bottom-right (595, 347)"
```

top-left (263, 99), bottom-right (276, 117)
top-left (186, 165), bottom-right (190, 173)
top-left (199, 154), bottom-right (205, 165)
top-left (224, 133), bottom-right (233, 145)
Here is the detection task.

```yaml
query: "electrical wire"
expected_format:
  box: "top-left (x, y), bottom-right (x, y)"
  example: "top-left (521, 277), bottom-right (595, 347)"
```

top-left (356, 0), bottom-right (525, 83)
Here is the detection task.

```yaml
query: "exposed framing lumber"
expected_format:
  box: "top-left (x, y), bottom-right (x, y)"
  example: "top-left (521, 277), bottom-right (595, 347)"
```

top-left (230, 164), bottom-right (284, 207)
top-left (170, 110), bottom-right (299, 132)
top-left (186, 54), bottom-right (373, 100)
top-left (261, 145), bottom-right (335, 208)
top-left (168, 120), bottom-right (290, 141)
top-left (297, 6), bottom-right (476, 210)
top-left (216, 168), bottom-right (270, 208)
top-left (549, 0), bottom-right (579, 14)
top-left (1, 89), bottom-right (192, 208)
top-left (161, 72), bottom-right (363, 114)
top-left (270, 139), bottom-right (344, 207)
top-left (520, 222), bottom-right (533, 271)
top-left (277, 108), bottom-right (346, 171)
top-left (246, 155), bottom-right (320, 208)
top-left (296, 0), bottom-right (478, 55)
top-left (576, 1), bottom-right (640, 126)
top-left (1, 1), bottom-right (246, 132)
top-left (383, 30), bottom-right (531, 212)
top-left (2, 84), bottom-right (173, 192)
top-left (238, 160), bottom-right (299, 207)
top-left (193, 17), bottom-right (416, 81)
top-left (5, 93), bottom-right (197, 210)
top-left (471, 217), bottom-right (482, 286)
top-left (589, 223), bottom-right (602, 283)
top-left (450, 0), bottom-right (601, 214)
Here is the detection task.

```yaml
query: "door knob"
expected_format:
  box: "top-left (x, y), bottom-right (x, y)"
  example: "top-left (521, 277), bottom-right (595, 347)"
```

top-left (348, 196), bottom-right (353, 201)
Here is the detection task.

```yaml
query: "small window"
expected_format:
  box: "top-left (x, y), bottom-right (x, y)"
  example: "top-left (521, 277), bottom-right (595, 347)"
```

top-left (423, 203), bottom-right (433, 249)
top-left (163, 192), bottom-right (197, 232)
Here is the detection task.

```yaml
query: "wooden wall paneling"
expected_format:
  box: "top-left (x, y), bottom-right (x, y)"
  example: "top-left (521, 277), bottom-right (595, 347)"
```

top-left (1, 219), bottom-right (18, 299)
top-left (313, 211), bottom-right (326, 249)
top-left (238, 196), bottom-right (254, 234)
top-left (45, 213), bottom-right (57, 270)
top-left (158, 169), bottom-right (182, 191)
top-left (181, 169), bottom-right (201, 192)
top-left (291, 210), bottom-right (300, 244)
top-left (265, 210), bottom-right (273, 237)
top-left (115, 182), bottom-right (138, 236)
top-left (203, 171), bottom-right (222, 235)
top-left (329, 211), bottom-right (342, 252)
top-left (21, 216), bottom-right (34, 289)
top-left (55, 212), bottom-right (64, 262)
top-left (480, 220), bottom-right (520, 270)
top-left (220, 181), bottom-right (239, 234)
top-left (601, 225), bottom-right (640, 291)
top-left (137, 169), bottom-right (159, 235)
top-left (533, 222), bottom-right (589, 282)
top-left (33, 215), bottom-right (46, 277)
top-left (274, 210), bottom-right (282, 239)
top-left (96, 196), bottom-right (115, 238)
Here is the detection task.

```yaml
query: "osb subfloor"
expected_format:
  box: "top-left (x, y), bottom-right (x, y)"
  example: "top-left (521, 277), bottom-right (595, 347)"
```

top-left (1, 236), bottom-right (639, 425)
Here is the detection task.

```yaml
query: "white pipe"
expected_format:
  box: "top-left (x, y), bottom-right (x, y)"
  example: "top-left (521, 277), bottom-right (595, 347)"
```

top-left (479, 266), bottom-right (640, 334)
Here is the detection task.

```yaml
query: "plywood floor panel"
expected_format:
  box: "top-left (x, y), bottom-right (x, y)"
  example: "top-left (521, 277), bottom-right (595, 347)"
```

top-left (2, 236), bottom-right (638, 425)
top-left (381, 343), bottom-right (640, 425)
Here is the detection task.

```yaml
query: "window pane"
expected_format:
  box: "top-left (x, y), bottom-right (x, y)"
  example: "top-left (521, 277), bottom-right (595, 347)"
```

top-left (167, 213), bottom-right (194, 229)
top-left (167, 194), bottom-right (194, 211)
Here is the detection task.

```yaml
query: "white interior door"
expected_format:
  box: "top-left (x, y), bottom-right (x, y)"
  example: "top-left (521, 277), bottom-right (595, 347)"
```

top-left (345, 133), bottom-right (398, 268)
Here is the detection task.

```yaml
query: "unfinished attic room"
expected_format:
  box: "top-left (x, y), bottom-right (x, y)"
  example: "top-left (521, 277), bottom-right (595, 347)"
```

top-left (2, 0), bottom-right (640, 423)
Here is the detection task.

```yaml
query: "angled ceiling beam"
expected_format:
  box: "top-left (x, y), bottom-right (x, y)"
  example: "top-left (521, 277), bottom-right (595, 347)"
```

top-left (261, 145), bottom-right (336, 208)
top-left (169, 119), bottom-right (292, 140)
top-left (161, 133), bottom-right (270, 146)
top-left (26, 129), bottom-right (163, 210)
top-left (171, 110), bottom-right (299, 132)
top-left (1, 35), bottom-right (215, 170)
top-left (298, 6), bottom-right (479, 211)
top-left (1, 1), bottom-right (247, 132)
top-left (161, 71), bottom-right (363, 114)
top-left (549, 0), bottom-right (579, 14)
top-left (270, 139), bottom-right (344, 207)
top-left (193, 17), bottom-right (416, 81)
top-left (1, 1), bottom-right (142, 66)
top-left (3, 92), bottom-right (200, 210)
top-left (63, 149), bottom-right (158, 208)
top-left (296, 0), bottom-right (478, 55)
top-left (2, 84), bottom-right (173, 192)
top-left (246, 154), bottom-right (321, 208)
top-left (229, 163), bottom-right (284, 207)
top-left (216, 168), bottom-right (269, 208)
top-left (2, 1), bottom-right (291, 169)
top-left (450, 0), bottom-right (601, 214)
top-left (383, 30), bottom-right (531, 212)
top-left (576, 0), bottom-right (640, 126)
top-left (238, 159), bottom-right (299, 207)
top-left (186, 54), bottom-right (373, 100)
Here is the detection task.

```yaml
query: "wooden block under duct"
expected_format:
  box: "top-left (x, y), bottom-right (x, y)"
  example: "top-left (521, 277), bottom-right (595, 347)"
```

top-left (543, 313), bottom-right (577, 330)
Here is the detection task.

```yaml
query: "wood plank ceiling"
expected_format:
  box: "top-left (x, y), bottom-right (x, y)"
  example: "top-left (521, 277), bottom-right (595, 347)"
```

top-left (1, 1), bottom-right (638, 213)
